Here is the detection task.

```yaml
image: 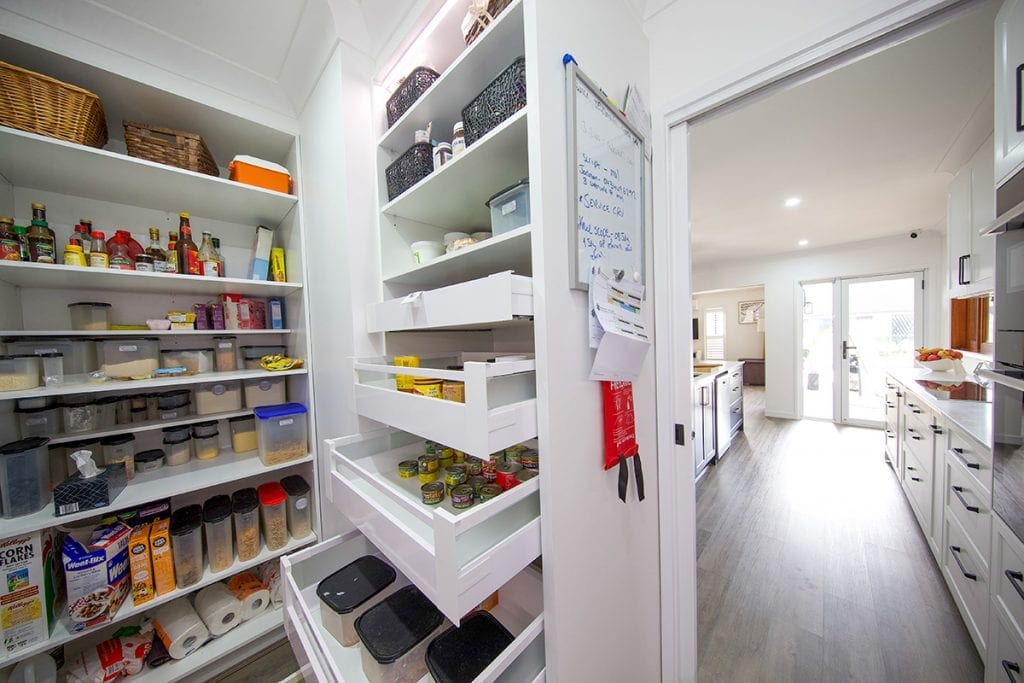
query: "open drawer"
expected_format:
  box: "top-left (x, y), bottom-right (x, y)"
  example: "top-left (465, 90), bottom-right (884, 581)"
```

top-left (327, 430), bottom-right (541, 622)
top-left (352, 354), bottom-right (537, 457)
top-left (367, 271), bottom-right (533, 332)
top-left (282, 531), bottom-right (546, 682)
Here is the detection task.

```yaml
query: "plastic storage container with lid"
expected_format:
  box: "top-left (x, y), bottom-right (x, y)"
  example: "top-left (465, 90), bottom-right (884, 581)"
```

top-left (317, 555), bottom-right (398, 647)
top-left (193, 432), bottom-right (220, 461)
top-left (135, 449), bottom-right (164, 473)
top-left (170, 505), bottom-right (204, 588)
top-left (39, 353), bottom-right (63, 387)
top-left (16, 405), bottom-right (60, 437)
top-left (203, 495), bottom-right (234, 573)
top-left (486, 179), bottom-right (530, 235)
top-left (162, 426), bottom-right (193, 466)
top-left (253, 403), bottom-right (308, 466)
top-left (213, 336), bottom-right (237, 372)
top-left (5, 338), bottom-right (98, 375)
top-left (228, 415), bottom-right (257, 453)
top-left (257, 482), bottom-right (288, 551)
top-left (101, 433), bottom-right (136, 479)
top-left (160, 348), bottom-right (213, 375)
top-left (280, 474), bottom-right (312, 539)
top-left (94, 396), bottom-right (118, 428)
top-left (232, 488), bottom-right (260, 561)
top-left (0, 437), bottom-right (50, 518)
top-left (240, 345), bottom-right (287, 370)
top-left (61, 398), bottom-right (96, 434)
top-left (242, 376), bottom-right (286, 408)
top-left (99, 338), bottom-right (159, 378)
top-left (195, 381), bottom-right (241, 415)
top-left (0, 355), bottom-right (40, 392)
top-left (425, 610), bottom-right (515, 683)
top-left (354, 585), bottom-right (448, 683)
top-left (68, 302), bottom-right (111, 331)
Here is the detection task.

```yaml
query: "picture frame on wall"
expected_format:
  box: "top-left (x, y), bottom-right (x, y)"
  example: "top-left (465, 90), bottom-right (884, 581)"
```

top-left (738, 300), bottom-right (763, 325)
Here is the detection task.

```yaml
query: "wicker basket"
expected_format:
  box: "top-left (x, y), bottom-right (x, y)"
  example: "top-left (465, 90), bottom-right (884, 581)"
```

top-left (464, 0), bottom-right (514, 45)
top-left (385, 67), bottom-right (440, 128)
top-left (462, 57), bottom-right (526, 146)
top-left (385, 143), bottom-right (434, 201)
top-left (0, 61), bottom-right (108, 148)
top-left (123, 121), bottom-right (218, 176)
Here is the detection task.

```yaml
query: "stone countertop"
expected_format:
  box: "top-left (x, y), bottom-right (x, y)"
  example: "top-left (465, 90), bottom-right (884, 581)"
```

top-left (692, 360), bottom-right (744, 389)
top-left (888, 368), bottom-right (992, 447)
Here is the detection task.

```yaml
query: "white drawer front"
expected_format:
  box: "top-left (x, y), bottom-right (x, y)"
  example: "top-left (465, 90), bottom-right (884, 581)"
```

top-left (949, 425), bottom-right (993, 494)
top-left (904, 448), bottom-right (933, 533)
top-left (943, 514), bottom-right (990, 654)
top-left (945, 453), bottom-right (992, 561)
top-left (995, 522), bottom-right (1024, 646)
top-left (988, 606), bottom-right (1024, 683)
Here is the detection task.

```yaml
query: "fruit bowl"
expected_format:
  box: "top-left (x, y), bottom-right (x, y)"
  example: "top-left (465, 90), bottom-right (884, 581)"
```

top-left (916, 359), bottom-right (955, 372)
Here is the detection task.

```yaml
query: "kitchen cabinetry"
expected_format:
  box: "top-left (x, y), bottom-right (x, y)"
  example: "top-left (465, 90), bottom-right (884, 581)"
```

top-left (995, 0), bottom-right (1024, 188)
top-left (989, 515), bottom-right (1024, 681)
top-left (884, 378), bottom-right (902, 473)
top-left (693, 381), bottom-right (716, 478)
top-left (948, 138), bottom-right (996, 298)
top-left (902, 388), bottom-right (944, 558)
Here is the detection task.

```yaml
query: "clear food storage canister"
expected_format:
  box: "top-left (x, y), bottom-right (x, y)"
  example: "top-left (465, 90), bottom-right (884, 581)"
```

top-left (232, 488), bottom-right (260, 562)
top-left (254, 403), bottom-right (308, 466)
top-left (61, 397), bottom-right (96, 434)
top-left (0, 355), bottom-right (41, 392)
top-left (240, 345), bottom-right (286, 370)
top-left (203, 495), bottom-right (234, 573)
top-left (195, 381), bottom-right (241, 415)
top-left (280, 474), bottom-right (312, 539)
top-left (228, 415), bottom-right (257, 453)
top-left (170, 505), bottom-right (204, 589)
top-left (193, 432), bottom-right (220, 461)
top-left (101, 433), bottom-right (136, 479)
top-left (16, 405), bottom-right (60, 438)
top-left (317, 555), bottom-right (398, 647)
top-left (243, 376), bottom-right (286, 408)
top-left (354, 585), bottom-right (447, 683)
top-left (99, 338), bottom-right (159, 378)
top-left (162, 426), bottom-right (193, 466)
top-left (68, 302), bottom-right (111, 331)
top-left (94, 396), bottom-right (118, 428)
top-left (0, 437), bottom-right (50, 518)
top-left (213, 336), bottom-right (237, 372)
top-left (39, 352), bottom-right (63, 387)
top-left (257, 482), bottom-right (288, 551)
top-left (5, 338), bottom-right (97, 375)
top-left (160, 348), bottom-right (213, 375)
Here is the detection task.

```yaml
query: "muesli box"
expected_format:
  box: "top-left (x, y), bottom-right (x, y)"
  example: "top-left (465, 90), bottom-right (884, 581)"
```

top-left (62, 522), bottom-right (131, 633)
top-left (0, 530), bottom-right (63, 655)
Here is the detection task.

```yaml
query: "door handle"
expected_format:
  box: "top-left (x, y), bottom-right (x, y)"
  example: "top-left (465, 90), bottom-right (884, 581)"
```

top-left (842, 340), bottom-right (855, 360)
top-left (952, 485), bottom-right (980, 513)
top-left (1016, 63), bottom-right (1024, 132)
top-left (949, 545), bottom-right (977, 581)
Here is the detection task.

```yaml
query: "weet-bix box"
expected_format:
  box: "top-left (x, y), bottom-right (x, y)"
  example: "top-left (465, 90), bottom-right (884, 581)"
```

top-left (62, 522), bottom-right (131, 633)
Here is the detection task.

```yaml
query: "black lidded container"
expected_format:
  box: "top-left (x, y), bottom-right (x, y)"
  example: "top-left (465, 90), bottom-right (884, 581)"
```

top-left (426, 610), bottom-right (515, 683)
top-left (354, 585), bottom-right (447, 683)
top-left (317, 555), bottom-right (397, 647)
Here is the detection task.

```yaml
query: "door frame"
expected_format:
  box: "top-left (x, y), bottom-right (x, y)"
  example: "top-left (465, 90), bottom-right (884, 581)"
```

top-left (653, 1), bottom-right (971, 679)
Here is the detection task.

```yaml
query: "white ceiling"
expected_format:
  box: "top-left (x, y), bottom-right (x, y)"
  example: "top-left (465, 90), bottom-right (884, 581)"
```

top-left (688, 1), bottom-right (999, 264)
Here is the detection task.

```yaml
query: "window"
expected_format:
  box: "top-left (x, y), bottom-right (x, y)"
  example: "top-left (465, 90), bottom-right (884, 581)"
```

top-left (704, 309), bottom-right (726, 360)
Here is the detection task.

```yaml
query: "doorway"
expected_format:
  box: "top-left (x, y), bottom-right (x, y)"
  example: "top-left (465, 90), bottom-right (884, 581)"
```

top-left (800, 281), bottom-right (834, 420)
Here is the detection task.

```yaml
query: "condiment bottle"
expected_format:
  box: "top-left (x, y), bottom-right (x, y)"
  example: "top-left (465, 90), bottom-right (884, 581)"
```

top-left (70, 219), bottom-right (92, 253)
top-left (211, 237), bottom-right (225, 277)
top-left (13, 225), bottom-right (30, 261)
top-left (175, 213), bottom-right (200, 275)
top-left (108, 231), bottom-right (133, 270)
top-left (63, 244), bottom-right (87, 267)
top-left (166, 231), bottom-right (179, 273)
top-left (107, 230), bottom-right (143, 261)
top-left (198, 231), bottom-right (220, 277)
top-left (89, 230), bottom-right (109, 268)
top-left (0, 218), bottom-right (20, 261)
top-left (27, 203), bottom-right (56, 263)
top-left (452, 121), bottom-right (466, 156)
top-left (146, 227), bottom-right (170, 272)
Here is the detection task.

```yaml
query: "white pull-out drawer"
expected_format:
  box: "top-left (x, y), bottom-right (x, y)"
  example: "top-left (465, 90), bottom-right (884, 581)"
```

top-left (943, 514), bottom-right (990, 656)
top-left (945, 451), bottom-right (992, 561)
top-left (948, 423), bottom-right (993, 494)
top-left (988, 604), bottom-right (1024, 683)
top-left (993, 517), bottom-right (1024, 645)
top-left (904, 448), bottom-right (933, 534)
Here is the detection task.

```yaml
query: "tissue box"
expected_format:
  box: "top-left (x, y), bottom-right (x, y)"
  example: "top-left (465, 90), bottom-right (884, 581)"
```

top-left (53, 463), bottom-right (127, 517)
top-left (62, 522), bottom-right (131, 632)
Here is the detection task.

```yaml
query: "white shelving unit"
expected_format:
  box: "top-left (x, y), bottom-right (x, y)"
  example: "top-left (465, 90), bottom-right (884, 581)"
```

top-left (45, 408), bottom-right (255, 445)
top-left (0, 329), bottom-right (292, 337)
top-left (382, 224), bottom-right (532, 287)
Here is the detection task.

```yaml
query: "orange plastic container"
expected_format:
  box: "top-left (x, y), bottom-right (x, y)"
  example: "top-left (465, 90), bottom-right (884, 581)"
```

top-left (229, 157), bottom-right (291, 194)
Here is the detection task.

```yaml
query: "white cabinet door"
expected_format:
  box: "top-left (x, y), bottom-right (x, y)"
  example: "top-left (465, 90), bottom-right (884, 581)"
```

top-left (948, 168), bottom-right (972, 296)
top-left (996, 0), bottom-right (1024, 186)
top-left (970, 138), bottom-right (997, 291)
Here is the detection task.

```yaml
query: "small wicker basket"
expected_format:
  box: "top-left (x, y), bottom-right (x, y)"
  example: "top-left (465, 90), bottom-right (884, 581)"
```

top-left (123, 121), bottom-right (218, 176)
top-left (464, 0), bottom-right (514, 45)
top-left (0, 61), bottom-right (108, 148)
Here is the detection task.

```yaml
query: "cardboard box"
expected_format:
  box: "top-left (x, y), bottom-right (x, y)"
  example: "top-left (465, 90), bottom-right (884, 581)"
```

top-left (250, 225), bottom-right (274, 281)
top-left (0, 530), bottom-right (63, 656)
top-left (149, 518), bottom-right (175, 596)
top-left (62, 522), bottom-right (131, 632)
top-left (128, 524), bottom-right (154, 606)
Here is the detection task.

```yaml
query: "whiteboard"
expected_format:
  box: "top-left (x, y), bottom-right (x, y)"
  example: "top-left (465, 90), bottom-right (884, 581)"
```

top-left (566, 62), bottom-right (645, 290)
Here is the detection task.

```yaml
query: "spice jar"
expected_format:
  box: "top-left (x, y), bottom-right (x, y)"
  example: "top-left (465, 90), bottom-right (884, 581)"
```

top-left (170, 505), bottom-right (204, 589)
top-left (280, 475), bottom-right (312, 540)
top-left (432, 142), bottom-right (453, 170)
top-left (232, 488), bottom-right (261, 562)
top-left (203, 495), bottom-right (234, 573)
top-left (63, 244), bottom-right (87, 267)
top-left (133, 254), bottom-right (154, 272)
top-left (257, 482), bottom-right (288, 551)
top-left (452, 121), bottom-right (466, 156)
top-left (213, 336), bottom-right (237, 372)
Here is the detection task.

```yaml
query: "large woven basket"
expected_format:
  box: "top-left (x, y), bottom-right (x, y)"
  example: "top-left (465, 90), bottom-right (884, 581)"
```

top-left (0, 61), bottom-right (108, 148)
top-left (464, 0), bottom-right (514, 45)
top-left (123, 121), bottom-right (218, 176)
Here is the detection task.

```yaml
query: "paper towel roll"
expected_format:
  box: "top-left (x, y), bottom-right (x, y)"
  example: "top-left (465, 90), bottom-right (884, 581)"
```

top-left (227, 572), bottom-right (270, 622)
top-left (153, 598), bottom-right (210, 660)
top-left (194, 583), bottom-right (242, 637)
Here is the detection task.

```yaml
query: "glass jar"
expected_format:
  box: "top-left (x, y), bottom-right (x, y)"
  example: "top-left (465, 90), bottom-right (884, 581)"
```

top-left (232, 488), bottom-right (261, 561)
top-left (257, 482), bottom-right (288, 551)
top-left (452, 121), bottom-right (466, 156)
top-left (280, 474), bottom-right (312, 540)
top-left (133, 253), bottom-right (154, 272)
top-left (203, 495), bottom-right (234, 573)
top-left (89, 231), bottom-right (108, 268)
top-left (0, 217), bottom-right (20, 261)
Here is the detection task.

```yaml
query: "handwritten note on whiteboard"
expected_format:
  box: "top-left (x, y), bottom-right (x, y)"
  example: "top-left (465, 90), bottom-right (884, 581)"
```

top-left (567, 63), bottom-right (645, 290)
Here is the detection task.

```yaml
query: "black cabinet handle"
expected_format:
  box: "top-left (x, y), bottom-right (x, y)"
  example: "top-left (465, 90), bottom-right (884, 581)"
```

top-left (911, 476), bottom-right (923, 482)
top-left (896, 391), bottom-right (903, 398)
top-left (886, 431), bottom-right (895, 439)
top-left (907, 465), bottom-right (917, 471)
top-left (1006, 570), bottom-right (1024, 603)
top-left (958, 254), bottom-right (972, 286)
top-left (930, 424), bottom-right (943, 435)
top-left (886, 402), bottom-right (895, 409)
top-left (949, 545), bottom-right (977, 581)
top-left (911, 435), bottom-right (923, 441)
top-left (1004, 658), bottom-right (1021, 682)
top-left (952, 485), bottom-right (980, 513)
top-left (1017, 63), bottom-right (1024, 132)
top-left (952, 448), bottom-right (980, 470)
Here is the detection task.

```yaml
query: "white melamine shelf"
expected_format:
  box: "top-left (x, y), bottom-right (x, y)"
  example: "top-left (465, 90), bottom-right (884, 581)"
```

top-left (283, 531), bottom-right (545, 682)
top-left (0, 126), bottom-right (298, 227)
top-left (0, 367), bottom-right (306, 401)
top-left (3, 450), bottom-right (313, 538)
top-left (329, 430), bottom-right (540, 622)
top-left (367, 272), bottom-right (532, 333)
top-left (0, 329), bottom-right (291, 337)
top-left (0, 260), bottom-right (302, 297)
top-left (0, 534), bottom-right (316, 668)
top-left (378, 0), bottom-right (525, 154)
top-left (46, 408), bottom-right (255, 445)
top-left (381, 109), bottom-right (529, 230)
top-left (352, 354), bottom-right (537, 458)
top-left (383, 225), bottom-right (532, 288)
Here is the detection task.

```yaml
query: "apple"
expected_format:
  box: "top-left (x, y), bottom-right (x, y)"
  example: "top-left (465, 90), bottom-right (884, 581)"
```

top-left (927, 354), bottom-right (940, 361)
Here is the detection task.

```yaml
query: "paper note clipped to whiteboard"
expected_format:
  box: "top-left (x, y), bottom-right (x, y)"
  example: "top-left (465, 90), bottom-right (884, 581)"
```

top-left (567, 62), bottom-right (645, 290)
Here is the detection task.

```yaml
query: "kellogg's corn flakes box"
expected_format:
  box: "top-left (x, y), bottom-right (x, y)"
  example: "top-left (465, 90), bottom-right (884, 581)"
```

top-left (0, 530), bottom-right (63, 655)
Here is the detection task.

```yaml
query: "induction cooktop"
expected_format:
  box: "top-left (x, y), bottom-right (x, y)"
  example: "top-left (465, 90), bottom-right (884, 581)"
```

top-left (914, 379), bottom-right (991, 402)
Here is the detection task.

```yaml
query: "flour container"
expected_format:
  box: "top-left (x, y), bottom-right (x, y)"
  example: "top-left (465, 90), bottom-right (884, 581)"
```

top-left (17, 406), bottom-right (60, 438)
top-left (242, 376), bottom-right (286, 408)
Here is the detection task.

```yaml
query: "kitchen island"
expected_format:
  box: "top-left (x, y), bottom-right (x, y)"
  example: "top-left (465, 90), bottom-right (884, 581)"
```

top-left (693, 361), bottom-right (745, 478)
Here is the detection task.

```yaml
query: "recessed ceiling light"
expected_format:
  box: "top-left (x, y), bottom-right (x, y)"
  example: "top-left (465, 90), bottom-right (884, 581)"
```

top-left (784, 197), bottom-right (802, 208)
top-left (798, 239), bottom-right (809, 246)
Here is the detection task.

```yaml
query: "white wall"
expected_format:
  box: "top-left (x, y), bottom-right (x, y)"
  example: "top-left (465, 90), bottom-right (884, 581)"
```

top-left (693, 286), bottom-right (765, 360)
top-left (526, 0), bottom-right (661, 680)
top-left (693, 232), bottom-right (945, 418)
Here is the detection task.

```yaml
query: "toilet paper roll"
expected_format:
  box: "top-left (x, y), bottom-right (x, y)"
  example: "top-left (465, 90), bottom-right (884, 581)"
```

top-left (194, 583), bottom-right (243, 637)
top-left (153, 598), bottom-right (210, 660)
top-left (227, 572), bottom-right (271, 622)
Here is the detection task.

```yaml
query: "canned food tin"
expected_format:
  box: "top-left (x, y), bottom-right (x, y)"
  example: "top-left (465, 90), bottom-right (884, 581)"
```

top-left (442, 380), bottom-right (465, 403)
top-left (421, 481), bottom-right (445, 505)
top-left (504, 450), bottom-right (521, 466)
top-left (466, 458), bottom-right (484, 476)
top-left (505, 444), bottom-right (528, 459)
top-left (419, 471), bottom-right (438, 484)
top-left (478, 484), bottom-right (503, 501)
top-left (520, 449), bottom-right (539, 470)
top-left (412, 378), bottom-right (442, 398)
top-left (495, 462), bottom-right (523, 490)
top-left (439, 454), bottom-right (454, 470)
top-left (483, 470), bottom-right (497, 483)
top-left (450, 484), bottom-right (474, 509)
top-left (516, 469), bottom-right (539, 484)
top-left (395, 355), bottom-right (420, 393)
top-left (424, 440), bottom-right (439, 456)
top-left (418, 454), bottom-right (439, 474)
top-left (466, 476), bottom-right (487, 497)
top-left (452, 450), bottom-right (466, 464)
top-left (444, 465), bottom-right (467, 490)
top-left (398, 460), bottom-right (419, 478)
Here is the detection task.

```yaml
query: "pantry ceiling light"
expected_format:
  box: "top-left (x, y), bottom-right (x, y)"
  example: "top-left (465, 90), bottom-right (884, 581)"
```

top-left (798, 239), bottom-right (809, 246)
top-left (784, 197), bottom-right (802, 208)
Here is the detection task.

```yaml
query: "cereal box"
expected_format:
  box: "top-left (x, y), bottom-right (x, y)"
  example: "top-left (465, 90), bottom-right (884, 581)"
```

top-left (149, 518), bottom-right (175, 596)
top-left (62, 522), bottom-right (131, 633)
top-left (128, 524), bottom-right (154, 606)
top-left (0, 530), bottom-right (63, 655)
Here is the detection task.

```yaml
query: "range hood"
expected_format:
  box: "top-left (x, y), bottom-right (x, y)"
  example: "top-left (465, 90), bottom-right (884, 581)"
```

top-left (983, 197), bottom-right (1024, 234)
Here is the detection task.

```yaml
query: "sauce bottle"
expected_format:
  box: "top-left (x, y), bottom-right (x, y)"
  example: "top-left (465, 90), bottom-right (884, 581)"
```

top-left (89, 230), bottom-right (109, 268)
top-left (166, 231), bottom-right (179, 274)
top-left (13, 225), bottom-right (30, 261)
top-left (146, 227), bottom-right (170, 272)
top-left (175, 213), bottom-right (200, 275)
top-left (212, 237), bottom-right (225, 277)
top-left (0, 217), bottom-right (21, 261)
top-left (27, 203), bottom-right (56, 263)
top-left (108, 231), bottom-right (133, 270)
top-left (198, 231), bottom-right (220, 277)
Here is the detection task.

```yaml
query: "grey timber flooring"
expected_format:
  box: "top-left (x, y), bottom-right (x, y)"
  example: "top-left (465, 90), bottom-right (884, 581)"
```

top-left (696, 387), bottom-right (984, 682)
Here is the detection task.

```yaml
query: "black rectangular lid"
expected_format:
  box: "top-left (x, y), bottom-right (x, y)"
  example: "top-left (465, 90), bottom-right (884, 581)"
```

top-left (317, 555), bottom-right (396, 615)
top-left (354, 585), bottom-right (442, 664)
top-left (426, 610), bottom-right (514, 683)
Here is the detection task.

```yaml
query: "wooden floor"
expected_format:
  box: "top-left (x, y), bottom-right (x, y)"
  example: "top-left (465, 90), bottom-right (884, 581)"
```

top-left (696, 387), bottom-right (984, 682)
